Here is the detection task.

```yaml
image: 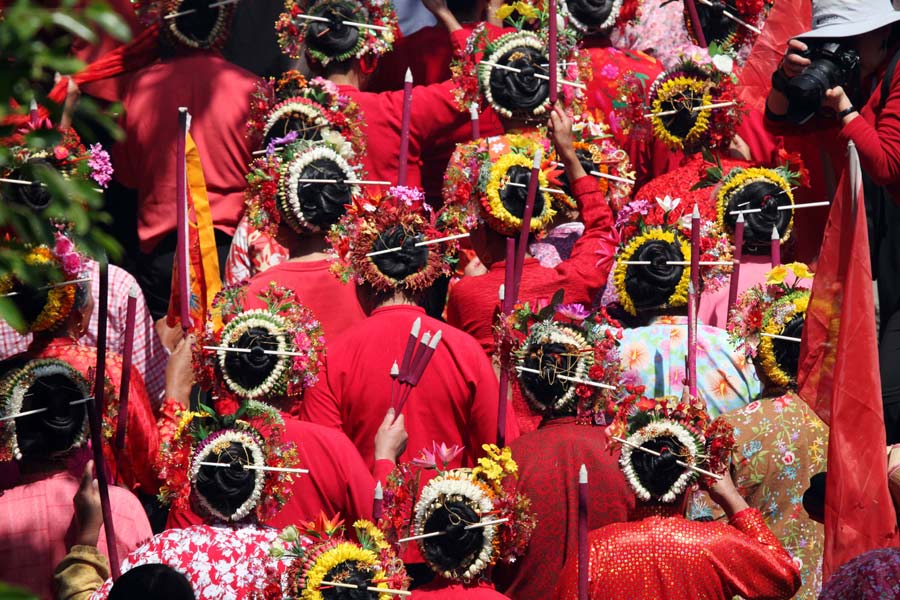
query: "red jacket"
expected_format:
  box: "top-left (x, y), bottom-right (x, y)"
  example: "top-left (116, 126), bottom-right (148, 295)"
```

top-left (446, 176), bottom-right (617, 356)
top-left (412, 579), bottom-right (510, 599)
top-left (113, 51), bottom-right (259, 252)
top-left (300, 304), bottom-right (518, 470)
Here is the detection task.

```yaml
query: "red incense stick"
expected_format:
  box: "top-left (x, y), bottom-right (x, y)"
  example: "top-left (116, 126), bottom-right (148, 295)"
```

top-left (114, 289), bottom-right (137, 451)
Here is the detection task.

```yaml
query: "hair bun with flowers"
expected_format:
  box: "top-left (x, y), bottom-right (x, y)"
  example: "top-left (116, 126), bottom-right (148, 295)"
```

top-left (567, 111), bottom-right (635, 211)
top-left (276, 0), bottom-right (399, 67)
top-left (196, 282), bottom-right (326, 406)
top-left (500, 289), bottom-right (624, 422)
top-left (133, 0), bottom-right (235, 49)
top-left (0, 358), bottom-right (91, 462)
top-left (268, 514), bottom-right (409, 600)
top-left (727, 262), bottom-right (813, 388)
top-left (562, 0), bottom-right (641, 34)
top-left (685, 0), bottom-right (773, 53)
top-left (158, 400), bottom-right (301, 523)
top-left (443, 133), bottom-right (565, 238)
top-left (328, 186), bottom-right (459, 293)
top-left (608, 392), bottom-right (734, 502)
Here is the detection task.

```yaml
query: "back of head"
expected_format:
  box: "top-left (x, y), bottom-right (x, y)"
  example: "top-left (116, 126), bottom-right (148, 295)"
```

top-left (161, 0), bottom-right (235, 51)
top-left (420, 500), bottom-right (485, 575)
top-left (108, 564), bottom-right (195, 600)
top-left (628, 434), bottom-right (690, 501)
top-left (191, 430), bottom-right (266, 522)
top-left (565, 0), bottom-right (620, 33)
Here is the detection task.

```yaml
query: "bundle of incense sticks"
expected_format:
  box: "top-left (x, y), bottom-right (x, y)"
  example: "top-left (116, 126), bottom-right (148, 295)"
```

top-left (390, 318), bottom-right (443, 419)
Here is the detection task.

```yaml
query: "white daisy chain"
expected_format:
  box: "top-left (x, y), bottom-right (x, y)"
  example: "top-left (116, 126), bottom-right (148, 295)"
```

top-left (217, 311), bottom-right (291, 399)
top-left (618, 419), bottom-right (703, 503)
top-left (190, 429), bottom-right (266, 522)
top-left (279, 145), bottom-right (360, 233)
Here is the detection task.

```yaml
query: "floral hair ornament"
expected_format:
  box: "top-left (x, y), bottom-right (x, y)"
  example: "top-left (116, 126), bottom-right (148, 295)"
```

top-left (276, 0), bottom-right (399, 67)
top-left (196, 282), bottom-right (326, 404)
top-left (607, 392), bottom-right (734, 502)
top-left (133, 0), bottom-right (236, 50)
top-left (727, 262), bottom-right (812, 388)
top-left (328, 186), bottom-right (459, 293)
top-left (0, 358), bottom-right (91, 462)
top-left (684, 0), bottom-right (774, 54)
top-left (157, 399), bottom-right (302, 523)
top-left (499, 289), bottom-right (625, 423)
top-left (442, 133), bottom-right (565, 238)
top-left (566, 111), bottom-right (635, 212)
top-left (269, 513), bottom-right (410, 599)
top-left (382, 444), bottom-right (535, 583)
top-left (619, 50), bottom-right (743, 154)
top-left (0, 233), bottom-right (90, 334)
top-left (558, 0), bottom-right (642, 34)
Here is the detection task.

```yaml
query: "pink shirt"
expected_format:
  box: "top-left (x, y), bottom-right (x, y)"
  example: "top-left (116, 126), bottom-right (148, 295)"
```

top-left (699, 256), bottom-right (775, 328)
top-left (0, 470), bottom-right (152, 600)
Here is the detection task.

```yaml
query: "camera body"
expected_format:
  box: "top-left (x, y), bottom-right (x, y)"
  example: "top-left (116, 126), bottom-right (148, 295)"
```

top-left (784, 41), bottom-right (860, 124)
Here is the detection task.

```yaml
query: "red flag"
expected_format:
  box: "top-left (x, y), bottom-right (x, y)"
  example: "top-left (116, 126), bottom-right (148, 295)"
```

top-left (797, 142), bottom-right (899, 579)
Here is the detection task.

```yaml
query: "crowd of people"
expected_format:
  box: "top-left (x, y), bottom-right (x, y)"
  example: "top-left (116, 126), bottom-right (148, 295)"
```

top-left (3, 0), bottom-right (900, 598)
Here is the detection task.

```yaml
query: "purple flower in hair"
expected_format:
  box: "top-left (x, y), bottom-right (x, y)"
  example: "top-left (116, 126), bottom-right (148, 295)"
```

top-left (88, 144), bottom-right (113, 188)
top-left (267, 131), bottom-right (299, 156)
top-left (388, 185), bottom-right (425, 207)
top-left (614, 199), bottom-right (650, 228)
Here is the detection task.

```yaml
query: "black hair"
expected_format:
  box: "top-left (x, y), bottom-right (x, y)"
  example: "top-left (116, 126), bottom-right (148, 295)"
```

top-left (722, 179), bottom-right (791, 254)
top-left (306, 1), bottom-right (364, 61)
top-left (369, 224), bottom-right (429, 282)
top-left (108, 564), bottom-right (196, 600)
top-left (194, 440), bottom-right (259, 520)
top-left (566, 0), bottom-right (617, 30)
top-left (623, 237), bottom-right (686, 312)
top-left (284, 158), bottom-right (352, 231)
top-left (447, 0), bottom-right (482, 21)
top-left (630, 435), bottom-right (688, 500)
top-left (802, 471), bottom-right (826, 524)
top-left (421, 500), bottom-right (484, 574)
top-left (771, 313), bottom-right (804, 384)
top-left (9, 271), bottom-right (88, 337)
top-left (168, 0), bottom-right (232, 48)
top-left (16, 371), bottom-right (87, 459)
top-left (222, 326), bottom-right (282, 392)
top-left (263, 109), bottom-right (325, 150)
top-left (488, 45), bottom-right (550, 118)
top-left (320, 562), bottom-right (377, 600)
top-left (3, 158), bottom-right (53, 211)
top-left (519, 341), bottom-right (578, 414)
top-left (497, 166), bottom-right (548, 226)
top-left (559, 148), bottom-right (597, 195)
top-left (691, 0), bottom-right (739, 46)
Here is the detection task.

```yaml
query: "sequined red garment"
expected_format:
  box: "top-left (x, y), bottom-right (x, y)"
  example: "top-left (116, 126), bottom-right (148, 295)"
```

top-left (555, 508), bottom-right (800, 600)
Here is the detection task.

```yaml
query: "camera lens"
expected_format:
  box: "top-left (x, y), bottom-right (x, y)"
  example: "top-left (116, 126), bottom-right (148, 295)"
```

top-left (785, 60), bottom-right (841, 124)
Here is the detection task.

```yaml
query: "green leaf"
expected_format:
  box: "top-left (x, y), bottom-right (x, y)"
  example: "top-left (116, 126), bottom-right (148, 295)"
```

top-left (0, 581), bottom-right (39, 599)
top-left (86, 2), bottom-right (132, 42)
top-left (50, 12), bottom-right (97, 44)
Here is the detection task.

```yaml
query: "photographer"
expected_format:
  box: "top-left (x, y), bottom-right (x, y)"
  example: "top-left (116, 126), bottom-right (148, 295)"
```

top-left (765, 0), bottom-right (900, 444)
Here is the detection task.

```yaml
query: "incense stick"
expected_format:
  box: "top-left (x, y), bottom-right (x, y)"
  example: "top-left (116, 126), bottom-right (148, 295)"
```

top-left (0, 397), bottom-right (92, 422)
top-left (611, 436), bottom-right (723, 479)
top-left (729, 201), bottom-right (831, 215)
top-left (365, 233), bottom-right (470, 257)
top-left (196, 462), bottom-right (309, 474)
top-left (644, 101), bottom-right (737, 119)
top-left (479, 61), bottom-right (586, 89)
top-left (515, 366), bottom-right (616, 390)
top-left (204, 345), bottom-right (309, 358)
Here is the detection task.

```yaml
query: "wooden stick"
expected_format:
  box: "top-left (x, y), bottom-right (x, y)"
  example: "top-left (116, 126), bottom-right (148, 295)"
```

top-left (729, 200), bottom-right (830, 215)
top-left (0, 397), bottom-right (91, 422)
top-left (0, 277), bottom-right (92, 298)
top-left (164, 0), bottom-right (240, 19)
top-left (761, 332), bottom-right (802, 343)
top-left (503, 181), bottom-right (567, 196)
top-left (319, 581), bottom-right (410, 596)
top-left (480, 61), bottom-right (586, 89)
top-left (203, 345), bottom-right (308, 358)
top-left (365, 233), bottom-right (470, 257)
top-left (577, 464), bottom-right (588, 600)
top-left (515, 366), bottom-right (616, 390)
top-left (644, 101), bottom-right (737, 119)
top-left (590, 170), bottom-right (635, 185)
top-left (697, 0), bottom-right (762, 34)
top-left (463, 517), bottom-right (509, 530)
top-left (289, 12), bottom-right (392, 32)
top-left (196, 462), bottom-right (310, 474)
top-left (398, 518), bottom-right (509, 542)
top-left (611, 436), bottom-right (723, 479)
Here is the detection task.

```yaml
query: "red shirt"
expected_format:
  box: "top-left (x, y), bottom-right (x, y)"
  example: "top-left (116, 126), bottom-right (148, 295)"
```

top-left (242, 259), bottom-right (366, 340)
top-left (412, 578), bottom-right (510, 599)
top-left (167, 416), bottom-right (395, 530)
top-left (493, 419), bottom-right (635, 600)
top-left (446, 176), bottom-right (617, 355)
top-left (300, 304), bottom-right (518, 470)
top-left (113, 52), bottom-right (259, 252)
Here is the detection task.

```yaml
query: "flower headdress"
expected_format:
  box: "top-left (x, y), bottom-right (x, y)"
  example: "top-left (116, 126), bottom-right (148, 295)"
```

top-left (244, 136), bottom-right (363, 237)
top-left (196, 282), bottom-right (326, 404)
top-left (382, 444), bottom-right (535, 583)
top-left (683, 0), bottom-right (774, 53)
top-left (0, 233), bottom-right (90, 334)
top-left (499, 290), bottom-right (624, 422)
top-left (443, 133), bottom-right (565, 238)
top-left (328, 186), bottom-right (459, 293)
top-left (0, 359), bottom-right (91, 462)
top-left (727, 262), bottom-right (813, 387)
top-left (269, 514), bottom-right (409, 600)
top-left (607, 392), bottom-right (734, 502)
top-left (157, 400), bottom-right (300, 523)
top-left (558, 0), bottom-right (642, 35)
top-left (618, 53), bottom-right (743, 154)
top-left (133, 0), bottom-right (235, 49)
top-left (276, 0), bottom-right (399, 67)
top-left (568, 111), bottom-right (635, 211)
top-left (247, 73), bottom-right (365, 155)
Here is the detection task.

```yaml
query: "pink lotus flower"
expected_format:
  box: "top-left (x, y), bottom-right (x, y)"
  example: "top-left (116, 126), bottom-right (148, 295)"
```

top-left (412, 441), bottom-right (464, 470)
top-left (556, 303), bottom-right (590, 321)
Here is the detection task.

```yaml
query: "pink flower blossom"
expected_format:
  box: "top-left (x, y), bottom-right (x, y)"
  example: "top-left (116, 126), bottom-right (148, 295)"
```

top-left (556, 303), bottom-right (590, 321)
top-left (782, 451), bottom-right (795, 465)
top-left (88, 144), bottom-right (113, 188)
top-left (53, 146), bottom-right (70, 161)
top-left (412, 441), bottom-right (464, 470)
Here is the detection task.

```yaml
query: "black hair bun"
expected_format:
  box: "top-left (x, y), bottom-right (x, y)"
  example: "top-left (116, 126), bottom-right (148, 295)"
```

top-left (566, 0), bottom-right (617, 29)
top-left (170, 0), bottom-right (230, 47)
top-left (489, 46), bottom-right (550, 117)
top-left (291, 158), bottom-right (352, 230)
top-left (306, 1), bottom-right (364, 59)
top-left (319, 563), bottom-right (375, 600)
top-left (421, 500), bottom-right (484, 573)
top-left (692, 0), bottom-right (739, 46)
top-left (498, 165), bottom-right (548, 222)
top-left (520, 342), bottom-right (577, 412)
top-left (623, 238), bottom-right (686, 311)
top-left (16, 371), bottom-right (88, 458)
top-left (369, 224), bottom-right (429, 281)
top-left (772, 313), bottom-right (804, 382)
top-left (222, 326), bottom-right (281, 391)
top-left (194, 440), bottom-right (258, 518)
top-left (4, 158), bottom-right (53, 211)
top-left (722, 179), bottom-right (791, 254)
top-left (630, 435), bottom-right (686, 499)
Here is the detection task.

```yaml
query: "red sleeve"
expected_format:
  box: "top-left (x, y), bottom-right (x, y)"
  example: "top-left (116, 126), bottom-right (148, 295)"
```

top-left (408, 81), bottom-right (471, 152)
top-left (465, 350), bottom-right (518, 450)
top-left (298, 360), bottom-right (344, 430)
top-left (715, 508), bottom-right (802, 600)
top-left (373, 459), bottom-right (395, 485)
top-left (554, 176), bottom-right (618, 300)
top-left (839, 70), bottom-right (900, 188)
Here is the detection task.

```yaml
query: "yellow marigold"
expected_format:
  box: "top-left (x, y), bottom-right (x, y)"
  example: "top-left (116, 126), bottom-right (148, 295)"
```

top-left (613, 228), bottom-right (691, 316)
top-left (484, 152), bottom-right (556, 236)
top-left (785, 262), bottom-right (813, 280)
top-left (793, 295), bottom-right (809, 314)
top-left (650, 76), bottom-right (712, 152)
top-left (302, 543), bottom-right (382, 600)
top-left (766, 265), bottom-right (788, 285)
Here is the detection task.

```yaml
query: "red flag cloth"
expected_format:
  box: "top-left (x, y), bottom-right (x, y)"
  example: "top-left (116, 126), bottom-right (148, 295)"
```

top-left (797, 142), bottom-right (899, 579)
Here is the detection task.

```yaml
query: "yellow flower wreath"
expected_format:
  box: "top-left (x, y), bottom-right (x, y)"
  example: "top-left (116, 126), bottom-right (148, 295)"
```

top-left (716, 167), bottom-right (794, 243)
top-left (613, 229), bottom-right (691, 316)
top-left (650, 76), bottom-right (713, 152)
top-left (484, 153), bottom-right (556, 235)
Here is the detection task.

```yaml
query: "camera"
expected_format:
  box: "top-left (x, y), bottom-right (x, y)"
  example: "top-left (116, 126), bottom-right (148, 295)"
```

top-left (783, 42), bottom-right (860, 124)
